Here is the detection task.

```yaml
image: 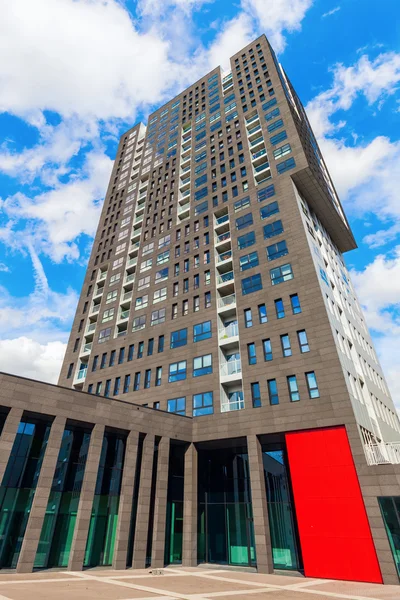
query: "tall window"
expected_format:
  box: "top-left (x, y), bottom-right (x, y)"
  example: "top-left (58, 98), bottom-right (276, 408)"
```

top-left (281, 334), bottom-right (292, 357)
top-left (104, 380), bottom-right (111, 398)
top-left (251, 382), bottom-right (262, 408)
top-left (155, 366), bottom-right (162, 386)
top-left (247, 343), bottom-right (257, 365)
top-left (128, 344), bottom-right (134, 361)
top-left (144, 369), bottom-right (151, 389)
top-left (169, 361), bottom-right (187, 382)
top-left (258, 304), bottom-right (267, 323)
top-left (306, 372), bottom-right (320, 398)
top-left (158, 335), bottom-right (164, 352)
top-left (275, 298), bottom-right (285, 319)
top-left (123, 374), bottom-right (130, 393)
top-left (113, 377), bottom-right (120, 396)
top-left (287, 375), bottom-right (300, 402)
top-left (133, 372), bottom-right (141, 391)
top-left (290, 293), bottom-right (302, 314)
top-left (244, 308), bottom-right (253, 327)
top-left (193, 391), bottom-right (214, 416)
top-left (263, 339), bottom-right (273, 361)
top-left (297, 330), bottom-right (310, 353)
top-left (267, 379), bottom-right (279, 405)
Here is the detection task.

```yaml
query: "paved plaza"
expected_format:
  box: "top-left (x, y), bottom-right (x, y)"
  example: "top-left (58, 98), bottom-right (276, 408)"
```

top-left (0, 567), bottom-right (398, 600)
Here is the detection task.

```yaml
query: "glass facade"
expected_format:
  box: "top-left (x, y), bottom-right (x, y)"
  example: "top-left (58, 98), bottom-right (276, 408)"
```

top-left (35, 426), bottom-right (91, 568)
top-left (197, 443), bottom-right (256, 567)
top-left (0, 418), bottom-right (51, 568)
top-left (165, 443), bottom-right (185, 565)
top-left (378, 496), bottom-right (400, 579)
top-left (83, 430), bottom-right (126, 567)
top-left (261, 444), bottom-right (301, 571)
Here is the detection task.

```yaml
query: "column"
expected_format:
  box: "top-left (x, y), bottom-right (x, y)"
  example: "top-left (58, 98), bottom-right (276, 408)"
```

top-left (182, 443), bottom-right (197, 567)
top-left (132, 433), bottom-right (155, 569)
top-left (16, 416), bottom-right (67, 573)
top-left (247, 435), bottom-right (274, 574)
top-left (68, 423), bottom-right (105, 571)
top-left (0, 407), bottom-right (23, 484)
top-left (112, 430), bottom-right (139, 570)
top-left (151, 436), bottom-right (170, 568)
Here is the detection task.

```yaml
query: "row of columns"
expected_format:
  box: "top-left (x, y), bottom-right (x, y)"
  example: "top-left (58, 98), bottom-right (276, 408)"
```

top-left (0, 407), bottom-right (274, 573)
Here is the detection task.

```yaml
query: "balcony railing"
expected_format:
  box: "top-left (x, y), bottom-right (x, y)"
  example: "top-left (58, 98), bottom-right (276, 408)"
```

top-left (246, 114), bottom-right (259, 125)
top-left (217, 250), bottom-right (232, 263)
top-left (365, 442), bottom-right (400, 465)
top-left (86, 323), bottom-right (96, 333)
top-left (91, 305), bottom-right (100, 314)
top-left (218, 293), bottom-right (236, 309)
top-left (254, 161), bottom-right (270, 173)
top-left (120, 309), bottom-right (130, 320)
top-left (216, 231), bottom-right (231, 243)
top-left (220, 359), bottom-right (242, 377)
top-left (82, 342), bottom-right (92, 353)
top-left (215, 214), bottom-right (229, 226)
top-left (219, 323), bottom-right (239, 339)
top-left (252, 148), bottom-right (267, 160)
top-left (217, 270), bottom-right (234, 284)
top-left (125, 274), bottom-right (135, 283)
top-left (250, 136), bottom-right (264, 148)
top-left (98, 272), bottom-right (107, 281)
top-left (76, 369), bottom-right (87, 380)
top-left (122, 291), bottom-right (132, 301)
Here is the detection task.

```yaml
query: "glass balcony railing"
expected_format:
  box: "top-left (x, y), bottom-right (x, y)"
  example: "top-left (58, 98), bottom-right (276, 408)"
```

top-left (254, 161), bottom-right (270, 173)
top-left (76, 369), bottom-right (87, 380)
top-left (217, 250), bottom-right (232, 263)
top-left (125, 274), bottom-right (135, 283)
top-left (217, 293), bottom-right (236, 309)
top-left (252, 148), bottom-right (267, 160)
top-left (91, 305), bottom-right (100, 314)
top-left (82, 342), bottom-right (92, 353)
top-left (219, 323), bottom-right (239, 339)
top-left (86, 323), bottom-right (96, 333)
top-left (216, 231), bottom-right (231, 243)
top-left (247, 124), bottom-right (261, 136)
top-left (122, 291), bottom-right (132, 301)
top-left (98, 272), bottom-right (107, 280)
top-left (120, 309), bottom-right (130, 320)
top-left (250, 136), bottom-right (264, 147)
top-left (220, 359), bottom-right (242, 377)
top-left (217, 270), bottom-right (234, 284)
top-left (246, 114), bottom-right (259, 125)
top-left (215, 214), bottom-right (229, 226)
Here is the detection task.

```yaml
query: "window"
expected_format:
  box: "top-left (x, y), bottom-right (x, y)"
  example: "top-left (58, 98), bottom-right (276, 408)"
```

top-left (91, 355), bottom-right (99, 372)
top-left (158, 335), bottom-right (164, 353)
top-left (113, 377), bottom-right (121, 396)
top-left (263, 220), bottom-right (283, 239)
top-left (158, 234), bottom-right (171, 248)
top-left (247, 343), bottom-right (257, 365)
top-left (193, 391), bottom-right (214, 416)
top-left (135, 295), bottom-right (148, 310)
top-left (144, 369), bottom-right (151, 389)
top-left (153, 287), bottom-right (167, 304)
top-left (270, 130), bottom-right (287, 145)
top-left (260, 201), bottom-right (279, 220)
top-left (157, 250), bottom-right (169, 264)
top-left (238, 231), bottom-right (256, 249)
top-left (234, 196), bottom-right (250, 212)
top-left (106, 290), bottom-right (118, 303)
top-left (193, 354), bottom-right (212, 377)
top-left (109, 350), bottom-right (116, 367)
top-left (236, 212), bottom-right (253, 230)
top-left (104, 380), bottom-right (111, 398)
top-left (270, 263), bottom-right (294, 285)
top-left (267, 379), bottom-right (279, 405)
top-left (133, 372), bottom-right (141, 391)
top-left (193, 320), bottom-right (212, 342)
top-left (205, 291), bottom-right (211, 308)
top-left (151, 308), bottom-right (166, 326)
top-left (147, 339), bottom-right (154, 356)
top-left (258, 304), bottom-right (267, 323)
top-left (100, 353), bottom-right (107, 369)
top-left (140, 258), bottom-right (153, 272)
top-left (287, 375), bottom-right (300, 402)
top-left (152, 366), bottom-right (161, 387)
top-left (169, 361), bottom-right (187, 382)
top-left (290, 294), bottom-right (302, 315)
top-left (257, 184), bottom-right (275, 202)
top-left (132, 315), bottom-right (146, 331)
top-left (241, 274), bottom-right (262, 295)
top-left (244, 308), bottom-right (253, 328)
top-left (102, 308), bottom-right (115, 322)
top-left (168, 397), bottom-right (186, 416)
top-left (273, 143), bottom-right (292, 159)
top-left (306, 371), bottom-right (320, 398)
top-left (251, 382), bottom-right (262, 408)
top-left (281, 334), bottom-right (292, 357)
top-left (262, 338), bottom-right (273, 361)
top-left (265, 107), bottom-right (280, 121)
top-left (155, 267), bottom-right (169, 283)
top-left (275, 298), bottom-right (285, 319)
top-left (138, 276), bottom-right (151, 290)
top-left (240, 251), bottom-right (259, 271)
top-left (277, 157), bottom-right (296, 174)
top-left (123, 374), bottom-right (130, 393)
top-left (128, 344), bottom-right (134, 361)
top-left (67, 363), bottom-right (74, 379)
top-left (298, 330), bottom-right (310, 353)
top-left (137, 341), bottom-right (144, 359)
top-left (170, 328), bottom-right (187, 348)
top-left (98, 327), bottom-right (111, 343)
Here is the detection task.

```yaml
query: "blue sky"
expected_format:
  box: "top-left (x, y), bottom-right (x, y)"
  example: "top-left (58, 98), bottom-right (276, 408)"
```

top-left (0, 0), bottom-right (399, 407)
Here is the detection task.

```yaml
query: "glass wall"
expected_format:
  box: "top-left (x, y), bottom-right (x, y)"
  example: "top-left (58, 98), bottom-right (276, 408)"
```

top-left (165, 442), bottom-right (185, 565)
top-left (0, 418), bottom-right (51, 569)
top-left (83, 430), bottom-right (126, 567)
top-left (34, 426), bottom-right (91, 568)
top-left (261, 444), bottom-right (301, 571)
top-left (378, 496), bottom-right (400, 579)
top-left (197, 442), bottom-right (256, 567)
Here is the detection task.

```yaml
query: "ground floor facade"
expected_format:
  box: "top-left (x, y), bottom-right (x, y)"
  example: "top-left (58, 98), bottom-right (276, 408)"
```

top-left (0, 372), bottom-right (399, 584)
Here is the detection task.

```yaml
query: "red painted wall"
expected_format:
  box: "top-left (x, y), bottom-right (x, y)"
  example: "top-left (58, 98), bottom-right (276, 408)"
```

top-left (285, 426), bottom-right (382, 583)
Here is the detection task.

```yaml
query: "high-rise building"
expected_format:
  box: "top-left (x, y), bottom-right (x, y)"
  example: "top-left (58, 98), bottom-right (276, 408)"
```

top-left (0, 35), bottom-right (400, 583)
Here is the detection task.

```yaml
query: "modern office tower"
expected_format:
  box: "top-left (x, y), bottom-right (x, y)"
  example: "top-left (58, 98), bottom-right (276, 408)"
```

top-left (1, 35), bottom-right (400, 583)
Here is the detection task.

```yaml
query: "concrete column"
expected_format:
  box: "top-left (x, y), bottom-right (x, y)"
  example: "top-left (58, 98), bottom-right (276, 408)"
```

top-left (132, 433), bottom-right (155, 569)
top-left (112, 430), bottom-right (139, 570)
top-left (151, 436), bottom-right (170, 568)
top-left (182, 443), bottom-right (197, 567)
top-left (68, 423), bottom-right (105, 571)
top-left (247, 435), bottom-right (274, 574)
top-left (16, 416), bottom-right (67, 573)
top-left (0, 407), bottom-right (23, 485)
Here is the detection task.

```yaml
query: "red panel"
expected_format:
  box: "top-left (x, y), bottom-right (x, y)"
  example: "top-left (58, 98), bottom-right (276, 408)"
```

top-left (285, 426), bottom-right (382, 583)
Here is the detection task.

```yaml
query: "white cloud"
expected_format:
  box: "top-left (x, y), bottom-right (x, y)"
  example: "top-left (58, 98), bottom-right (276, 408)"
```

top-left (0, 263), bottom-right (9, 272)
top-left (242, 0), bottom-right (314, 53)
top-left (322, 6), bottom-right (340, 18)
top-left (0, 338), bottom-right (66, 384)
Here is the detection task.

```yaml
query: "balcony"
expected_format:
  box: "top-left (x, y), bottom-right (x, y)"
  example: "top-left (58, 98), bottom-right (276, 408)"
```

top-left (217, 250), bottom-right (232, 264)
top-left (217, 270), bottom-right (234, 285)
top-left (246, 114), bottom-right (259, 126)
top-left (91, 305), bottom-right (100, 315)
top-left (252, 148), bottom-right (267, 161)
top-left (81, 342), bottom-right (92, 355)
top-left (128, 257), bottom-right (137, 267)
top-left (215, 214), bottom-right (229, 227)
top-left (219, 323), bottom-right (239, 339)
top-left (86, 323), bottom-right (96, 334)
top-left (365, 442), bottom-right (400, 465)
top-left (122, 291), bottom-right (132, 302)
top-left (76, 369), bottom-right (87, 381)
top-left (217, 293), bottom-right (236, 314)
top-left (220, 359), bottom-right (242, 378)
top-left (119, 309), bottom-right (130, 321)
top-left (125, 273), bottom-right (135, 284)
top-left (247, 124), bottom-right (261, 137)
top-left (98, 271), bottom-right (107, 281)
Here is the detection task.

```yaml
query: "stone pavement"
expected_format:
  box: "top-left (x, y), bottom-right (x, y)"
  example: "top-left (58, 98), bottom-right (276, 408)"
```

top-left (0, 566), bottom-right (398, 600)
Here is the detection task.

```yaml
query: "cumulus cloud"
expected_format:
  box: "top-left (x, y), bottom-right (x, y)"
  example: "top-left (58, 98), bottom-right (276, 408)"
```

top-left (0, 338), bottom-right (66, 384)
